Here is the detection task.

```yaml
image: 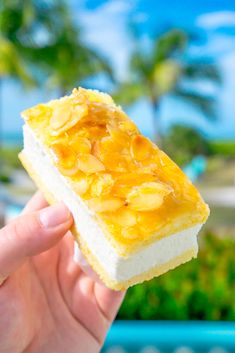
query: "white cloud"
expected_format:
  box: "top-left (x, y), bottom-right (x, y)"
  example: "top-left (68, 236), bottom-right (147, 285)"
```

top-left (76, 0), bottom-right (134, 80)
top-left (196, 11), bottom-right (235, 29)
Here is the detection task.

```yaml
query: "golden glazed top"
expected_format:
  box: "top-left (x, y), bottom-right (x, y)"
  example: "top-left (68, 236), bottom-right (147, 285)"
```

top-left (22, 87), bottom-right (209, 255)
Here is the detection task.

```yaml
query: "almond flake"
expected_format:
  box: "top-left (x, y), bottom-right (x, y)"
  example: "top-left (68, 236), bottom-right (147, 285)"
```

top-left (109, 208), bottom-right (137, 227)
top-left (106, 124), bottom-right (129, 146)
top-left (88, 197), bottom-right (123, 212)
top-left (121, 226), bottom-right (140, 240)
top-left (70, 178), bottom-right (89, 195)
top-left (118, 119), bottom-right (139, 135)
top-left (69, 136), bottom-right (91, 154)
top-left (77, 153), bottom-right (105, 174)
top-left (50, 102), bottom-right (88, 136)
top-left (90, 173), bottom-right (114, 197)
top-left (126, 181), bottom-right (173, 211)
top-left (130, 135), bottom-right (154, 161)
top-left (50, 143), bottom-right (76, 168)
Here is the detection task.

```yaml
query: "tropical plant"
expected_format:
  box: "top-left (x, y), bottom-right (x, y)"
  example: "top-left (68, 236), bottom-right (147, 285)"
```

top-left (0, 37), bottom-right (34, 146)
top-left (114, 28), bottom-right (221, 144)
top-left (208, 140), bottom-right (235, 157)
top-left (1, 0), bottom-right (112, 95)
top-left (0, 0), bottom-right (112, 145)
top-left (31, 22), bottom-right (113, 96)
top-left (163, 124), bottom-right (209, 166)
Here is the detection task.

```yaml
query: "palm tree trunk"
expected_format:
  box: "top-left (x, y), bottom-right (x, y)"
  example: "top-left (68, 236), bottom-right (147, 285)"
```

top-left (150, 96), bottom-right (162, 147)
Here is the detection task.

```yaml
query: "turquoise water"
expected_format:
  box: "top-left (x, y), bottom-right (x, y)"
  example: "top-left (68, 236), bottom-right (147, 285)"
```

top-left (102, 321), bottom-right (235, 352)
top-left (1, 132), bottom-right (23, 145)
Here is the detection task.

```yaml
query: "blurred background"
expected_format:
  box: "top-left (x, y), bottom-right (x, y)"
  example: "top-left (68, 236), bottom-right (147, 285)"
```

top-left (1, 0), bottom-right (235, 352)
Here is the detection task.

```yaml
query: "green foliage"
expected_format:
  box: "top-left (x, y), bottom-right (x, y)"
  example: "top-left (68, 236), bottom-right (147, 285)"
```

top-left (0, 174), bottom-right (10, 183)
top-left (118, 232), bottom-right (235, 321)
top-left (114, 28), bottom-right (221, 143)
top-left (153, 29), bottom-right (188, 63)
top-left (173, 88), bottom-right (216, 120)
top-left (112, 82), bottom-right (145, 106)
top-left (208, 141), bottom-right (235, 157)
top-left (163, 124), bottom-right (209, 166)
top-left (0, 37), bottom-right (34, 85)
top-left (0, 0), bottom-right (112, 93)
top-left (0, 146), bottom-right (22, 183)
top-left (0, 146), bottom-right (22, 169)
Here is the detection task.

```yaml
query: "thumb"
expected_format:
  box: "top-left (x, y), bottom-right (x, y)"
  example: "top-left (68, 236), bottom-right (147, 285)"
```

top-left (0, 203), bottom-right (73, 284)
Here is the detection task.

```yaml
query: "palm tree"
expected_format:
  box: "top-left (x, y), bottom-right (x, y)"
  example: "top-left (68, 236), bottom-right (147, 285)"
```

top-left (114, 29), bottom-right (221, 145)
top-left (1, 0), bottom-right (113, 96)
top-left (0, 0), bottom-right (113, 146)
top-left (29, 19), bottom-right (113, 96)
top-left (0, 37), bottom-right (34, 146)
top-left (0, 0), bottom-right (39, 146)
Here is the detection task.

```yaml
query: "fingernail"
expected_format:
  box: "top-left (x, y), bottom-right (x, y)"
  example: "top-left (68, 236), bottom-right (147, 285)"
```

top-left (39, 203), bottom-right (71, 228)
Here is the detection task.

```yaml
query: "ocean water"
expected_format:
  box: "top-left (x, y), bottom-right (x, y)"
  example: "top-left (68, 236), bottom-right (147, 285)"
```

top-left (1, 132), bottom-right (23, 146)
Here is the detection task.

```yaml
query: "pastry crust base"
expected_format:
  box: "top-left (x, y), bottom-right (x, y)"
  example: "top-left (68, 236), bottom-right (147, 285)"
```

top-left (19, 151), bottom-right (197, 290)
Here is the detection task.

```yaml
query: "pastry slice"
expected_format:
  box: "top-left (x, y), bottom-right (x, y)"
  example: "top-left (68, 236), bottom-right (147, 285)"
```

top-left (19, 87), bottom-right (209, 290)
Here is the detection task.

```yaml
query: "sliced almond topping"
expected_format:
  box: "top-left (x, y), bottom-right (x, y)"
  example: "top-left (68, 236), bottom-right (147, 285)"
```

top-left (58, 164), bottom-right (79, 176)
top-left (78, 87), bottom-right (115, 105)
top-left (92, 138), bottom-right (128, 172)
top-left (93, 137), bottom-right (121, 158)
top-left (70, 178), bottom-right (89, 195)
top-left (90, 173), bottom-right (114, 197)
top-left (92, 140), bottom-right (101, 158)
top-left (86, 126), bottom-right (107, 141)
top-left (126, 181), bottom-right (173, 211)
top-left (137, 211), bottom-right (167, 233)
top-left (50, 102), bottom-right (88, 136)
top-left (121, 226), bottom-right (140, 240)
top-left (50, 103), bottom-right (71, 130)
top-left (112, 173), bottom-right (158, 198)
top-left (130, 135), bottom-right (154, 161)
top-left (27, 88), bottom-right (194, 242)
top-left (112, 184), bottom-right (132, 198)
top-left (22, 104), bottom-right (52, 121)
top-left (109, 208), bottom-right (137, 227)
top-left (106, 124), bottom-right (129, 146)
top-left (77, 153), bottom-right (105, 174)
top-left (88, 197), bottom-right (123, 213)
top-left (69, 136), bottom-right (91, 154)
top-left (50, 143), bottom-right (76, 168)
top-left (116, 173), bottom-right (157, 186)
top-left (50, 143), bottom-right (79, 176)
top-left (118, 119), bottom-right (139, 135)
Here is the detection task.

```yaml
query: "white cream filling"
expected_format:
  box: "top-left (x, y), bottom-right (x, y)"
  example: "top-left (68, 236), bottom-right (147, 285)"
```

top-left (22, 125), bottom-right (201, 282)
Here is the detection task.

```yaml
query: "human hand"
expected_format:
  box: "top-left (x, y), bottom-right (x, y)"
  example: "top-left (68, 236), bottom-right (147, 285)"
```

top-left (0, 192), bottom-right (125, 353)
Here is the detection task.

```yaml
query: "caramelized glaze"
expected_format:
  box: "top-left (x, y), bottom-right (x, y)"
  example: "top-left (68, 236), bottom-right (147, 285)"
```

top-left (22, 87), bottom-right (209, 248)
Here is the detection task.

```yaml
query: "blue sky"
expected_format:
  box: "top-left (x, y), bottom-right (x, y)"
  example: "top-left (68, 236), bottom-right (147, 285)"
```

top-left (2, 0), bottom-right (235, 142)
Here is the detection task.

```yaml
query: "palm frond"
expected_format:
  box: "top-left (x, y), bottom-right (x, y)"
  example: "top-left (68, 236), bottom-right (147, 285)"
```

top-left (86, 48), bottom-right (114, 81)
top-left (173, 87), bottom-right (217, 120)
top-left (112, 82), bottom-right (146, 106)
top-left (130, 51), bottom-right (152, 79)
top-left (0, 37), bottom-right (35, 87)
top-left (182, 63), bottom-right (221, 83)
top-left (153, 29), bottom-right (188, 63)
